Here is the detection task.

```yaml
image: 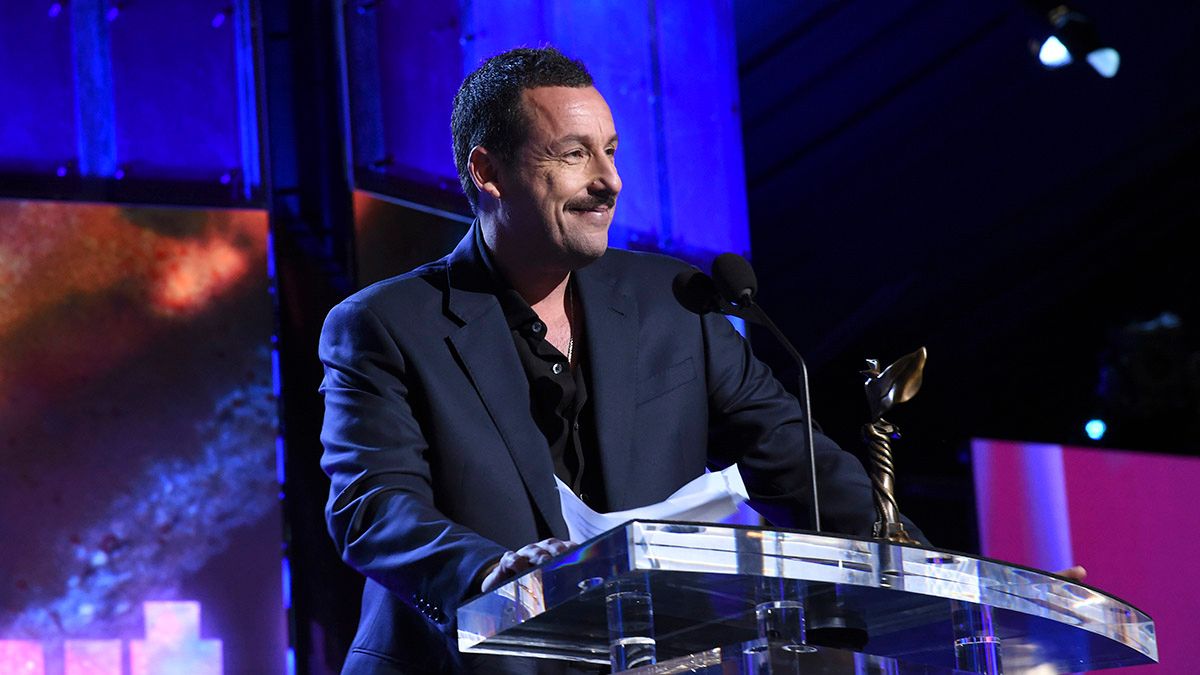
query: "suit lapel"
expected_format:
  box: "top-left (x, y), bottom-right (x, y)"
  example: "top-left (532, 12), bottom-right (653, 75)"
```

top-left (576, 259), bottom-right (639, 510)
top-left (444, 227), bottom-right (568, 539)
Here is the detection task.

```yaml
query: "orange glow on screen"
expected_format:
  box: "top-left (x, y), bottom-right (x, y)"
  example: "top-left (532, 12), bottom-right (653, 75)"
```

top-left (152, 238), bottom-right (250, 316)
top-left (0, 201), bottom-right (266, 333)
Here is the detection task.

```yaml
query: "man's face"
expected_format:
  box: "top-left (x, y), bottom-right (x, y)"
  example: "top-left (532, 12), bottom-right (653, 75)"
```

top-left (493, 86), bottom-right (621, 269)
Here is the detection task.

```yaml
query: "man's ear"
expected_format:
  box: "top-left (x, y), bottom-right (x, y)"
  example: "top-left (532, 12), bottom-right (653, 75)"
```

top-left (467, 145), bottom-right (503, 201)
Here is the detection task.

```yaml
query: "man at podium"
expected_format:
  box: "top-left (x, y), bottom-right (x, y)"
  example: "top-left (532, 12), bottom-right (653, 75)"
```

top-left (318, 46), bottom-right (920, 674)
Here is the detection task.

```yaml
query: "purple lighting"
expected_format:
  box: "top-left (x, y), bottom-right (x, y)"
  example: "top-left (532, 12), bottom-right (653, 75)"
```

top-left (48, 3), bottom-right (63, 19)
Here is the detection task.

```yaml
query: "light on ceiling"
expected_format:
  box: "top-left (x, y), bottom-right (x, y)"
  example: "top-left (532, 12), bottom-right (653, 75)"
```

top-left (1085, 48), bottom-right (1121, 78)
top-left (1037, 5), bottom-right (1120, 78)
top-left (1038, 36), bottom-right (1073, 68)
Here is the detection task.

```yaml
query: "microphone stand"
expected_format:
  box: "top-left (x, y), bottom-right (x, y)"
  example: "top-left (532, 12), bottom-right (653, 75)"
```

top-left (674, 266), bottom-right (822, 533)
top-left (736, 301), bottom-right (822, 533)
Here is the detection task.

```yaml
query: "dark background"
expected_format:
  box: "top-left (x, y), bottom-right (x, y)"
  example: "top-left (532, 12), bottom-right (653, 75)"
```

top-left (734, 0), bottom-right (1200, 550)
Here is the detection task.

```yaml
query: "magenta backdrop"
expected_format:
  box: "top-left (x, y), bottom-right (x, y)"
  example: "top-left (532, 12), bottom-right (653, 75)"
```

top-left (973, 438), bottom-right (1199, 674)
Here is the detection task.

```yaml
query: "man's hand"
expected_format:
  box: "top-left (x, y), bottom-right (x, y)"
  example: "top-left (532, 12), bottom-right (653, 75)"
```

top-left (1056, 565), bottom-right (1087, 582)
top-left (479, 538), bottom-right (574, 593)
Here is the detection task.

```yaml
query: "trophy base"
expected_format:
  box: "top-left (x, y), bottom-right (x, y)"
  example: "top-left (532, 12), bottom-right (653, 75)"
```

top-left (874, 521), bottom-right (920, 545)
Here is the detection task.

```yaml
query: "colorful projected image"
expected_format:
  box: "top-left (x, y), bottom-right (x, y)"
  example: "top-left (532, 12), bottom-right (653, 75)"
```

top-left (0, 200), bottom-right (285, 674)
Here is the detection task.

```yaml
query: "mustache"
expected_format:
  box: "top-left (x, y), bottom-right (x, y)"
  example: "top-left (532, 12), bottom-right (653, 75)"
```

top-left (566, 193), bottom-right (617, 211)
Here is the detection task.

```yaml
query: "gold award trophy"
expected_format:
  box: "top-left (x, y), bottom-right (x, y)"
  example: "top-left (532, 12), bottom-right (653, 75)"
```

top-left (862, 347), bottom-right (927, 545)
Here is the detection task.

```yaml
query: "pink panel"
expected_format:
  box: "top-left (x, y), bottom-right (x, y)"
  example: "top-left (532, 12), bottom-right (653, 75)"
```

top-left (130, 601), bottom-right (223, 675)
top-left (0, 641), bottom-right (45, 675)
top-left (64, 640), bottom-right (121, 675)
top-left (974, 438), bottom-right (1200, 674)
top-left (1061, 445), bottom-right (1200, 675)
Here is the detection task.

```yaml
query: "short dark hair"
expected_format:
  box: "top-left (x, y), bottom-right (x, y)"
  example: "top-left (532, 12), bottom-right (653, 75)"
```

top-left (451, 46), bottom-right (593, 213)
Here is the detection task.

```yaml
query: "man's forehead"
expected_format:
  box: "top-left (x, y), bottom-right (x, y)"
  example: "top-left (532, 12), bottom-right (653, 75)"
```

top-left (519, 85), bottom-right (616, 139)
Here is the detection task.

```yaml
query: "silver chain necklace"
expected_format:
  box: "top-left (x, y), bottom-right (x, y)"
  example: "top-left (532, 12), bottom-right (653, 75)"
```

top-left (565, 279), bottom-right (575, 364)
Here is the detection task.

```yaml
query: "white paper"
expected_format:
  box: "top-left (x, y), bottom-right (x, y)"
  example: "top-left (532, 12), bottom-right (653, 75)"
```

top-left (554, 464), bottom-right (750, 544)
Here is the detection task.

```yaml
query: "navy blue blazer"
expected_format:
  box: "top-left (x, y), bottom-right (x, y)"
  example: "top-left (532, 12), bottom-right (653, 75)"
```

top-left (319, 225), bottom-right (890, 672)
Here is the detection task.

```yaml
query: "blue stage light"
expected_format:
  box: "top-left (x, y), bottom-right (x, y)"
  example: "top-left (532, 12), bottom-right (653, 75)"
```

top-left (1086, 48), bottom-right (1121, 78)
top-left (1038, 36), bottom-right (1073, 68)
top-left (1038, 7), bottom-right (1120, 78)
top-left (1085, 419), bottom-right (1107, 441)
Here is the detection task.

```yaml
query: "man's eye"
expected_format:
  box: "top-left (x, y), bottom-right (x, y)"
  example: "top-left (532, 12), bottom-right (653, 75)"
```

top-left (565, 149), bottom-right (586, 159)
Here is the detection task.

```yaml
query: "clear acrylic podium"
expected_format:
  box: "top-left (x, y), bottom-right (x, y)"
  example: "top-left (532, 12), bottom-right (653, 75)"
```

top-left (458, 521), bottom-right (1156, 674)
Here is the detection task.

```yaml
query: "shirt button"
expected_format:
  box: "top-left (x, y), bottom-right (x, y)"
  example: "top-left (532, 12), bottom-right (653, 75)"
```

top-left (573, 421), bottom-right (580, 430)
top-left (552, 362), bottom-right (565, 375)
top-left (530, 321), bottom-right (544, 333)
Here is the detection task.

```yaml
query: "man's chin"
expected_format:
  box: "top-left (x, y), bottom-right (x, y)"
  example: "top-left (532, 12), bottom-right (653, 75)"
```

top-left (564, 235), bottom-right (609, 269)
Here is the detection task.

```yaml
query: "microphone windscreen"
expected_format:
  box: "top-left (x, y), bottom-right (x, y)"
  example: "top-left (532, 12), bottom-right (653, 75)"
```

top-left (672, 269), bottom-right (719, 314)
top-left (711, 253), bottom-right (758, 304)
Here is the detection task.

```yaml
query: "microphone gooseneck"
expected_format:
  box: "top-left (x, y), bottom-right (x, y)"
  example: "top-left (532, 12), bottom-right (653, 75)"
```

top-left (710, 253), bottom-right (822, 533)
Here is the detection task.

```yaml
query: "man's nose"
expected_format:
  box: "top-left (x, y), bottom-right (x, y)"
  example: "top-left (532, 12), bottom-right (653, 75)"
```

top-left (592, 154), bottom-right (622, 196)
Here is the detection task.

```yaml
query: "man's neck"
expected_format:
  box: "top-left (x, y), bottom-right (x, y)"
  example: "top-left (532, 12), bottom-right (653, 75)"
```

top-left (481, 223), bottom-right (570, 308)
top-left (481, 222), bottom-right (578, 358)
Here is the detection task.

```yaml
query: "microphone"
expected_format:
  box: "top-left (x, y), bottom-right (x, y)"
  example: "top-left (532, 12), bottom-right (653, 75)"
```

top-left (710, 253), bottom-right (822, 533)
top-left (672, 269), bottom-right (756, 322)
top-left (711, 253), bottom-right (757, 306)
top-left (672, 269), bottom-right (722, 315)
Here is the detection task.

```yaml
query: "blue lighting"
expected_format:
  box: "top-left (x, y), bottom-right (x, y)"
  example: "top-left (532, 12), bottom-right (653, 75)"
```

top-left (275, 435), bottom-right (286, 487)
top-left (1039, 36), bottom-right (1073, 68)
top-left (265, 229), bottom-right (277, 280)
top-left (1085, 419), bottom-right (1107, 441)
top-left (281, 557), bottom-right (292, 609)
top-left (728, 316), bottom-right (747, 338)
top-left (1086, 48), bottom-right (1121, 78)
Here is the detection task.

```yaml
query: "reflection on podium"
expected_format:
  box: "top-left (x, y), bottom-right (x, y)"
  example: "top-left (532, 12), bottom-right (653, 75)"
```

top-left (459, 521), bottom-right (1155, 674)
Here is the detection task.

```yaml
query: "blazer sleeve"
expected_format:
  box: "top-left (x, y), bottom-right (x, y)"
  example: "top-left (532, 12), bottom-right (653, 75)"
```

top-left (318, 299), bottom-right (508, 618)
top-left (699, 311), bottom-right (928, 543)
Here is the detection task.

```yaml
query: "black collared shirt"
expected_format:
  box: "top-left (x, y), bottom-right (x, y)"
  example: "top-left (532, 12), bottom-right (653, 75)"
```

top-left (475, 228), bottom-right (606, 510)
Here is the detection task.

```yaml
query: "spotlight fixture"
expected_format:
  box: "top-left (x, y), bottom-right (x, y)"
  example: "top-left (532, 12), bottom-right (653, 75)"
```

top-left (1035, 5), bottom-right (1120, 78)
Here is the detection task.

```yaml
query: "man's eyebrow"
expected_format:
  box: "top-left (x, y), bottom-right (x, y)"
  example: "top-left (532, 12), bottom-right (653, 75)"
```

top-left (553, 133), bottom-right (620, 147)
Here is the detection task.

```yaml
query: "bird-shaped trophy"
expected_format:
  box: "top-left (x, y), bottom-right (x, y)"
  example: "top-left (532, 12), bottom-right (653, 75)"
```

top-left (861, 347), bottom-right (927, 545)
